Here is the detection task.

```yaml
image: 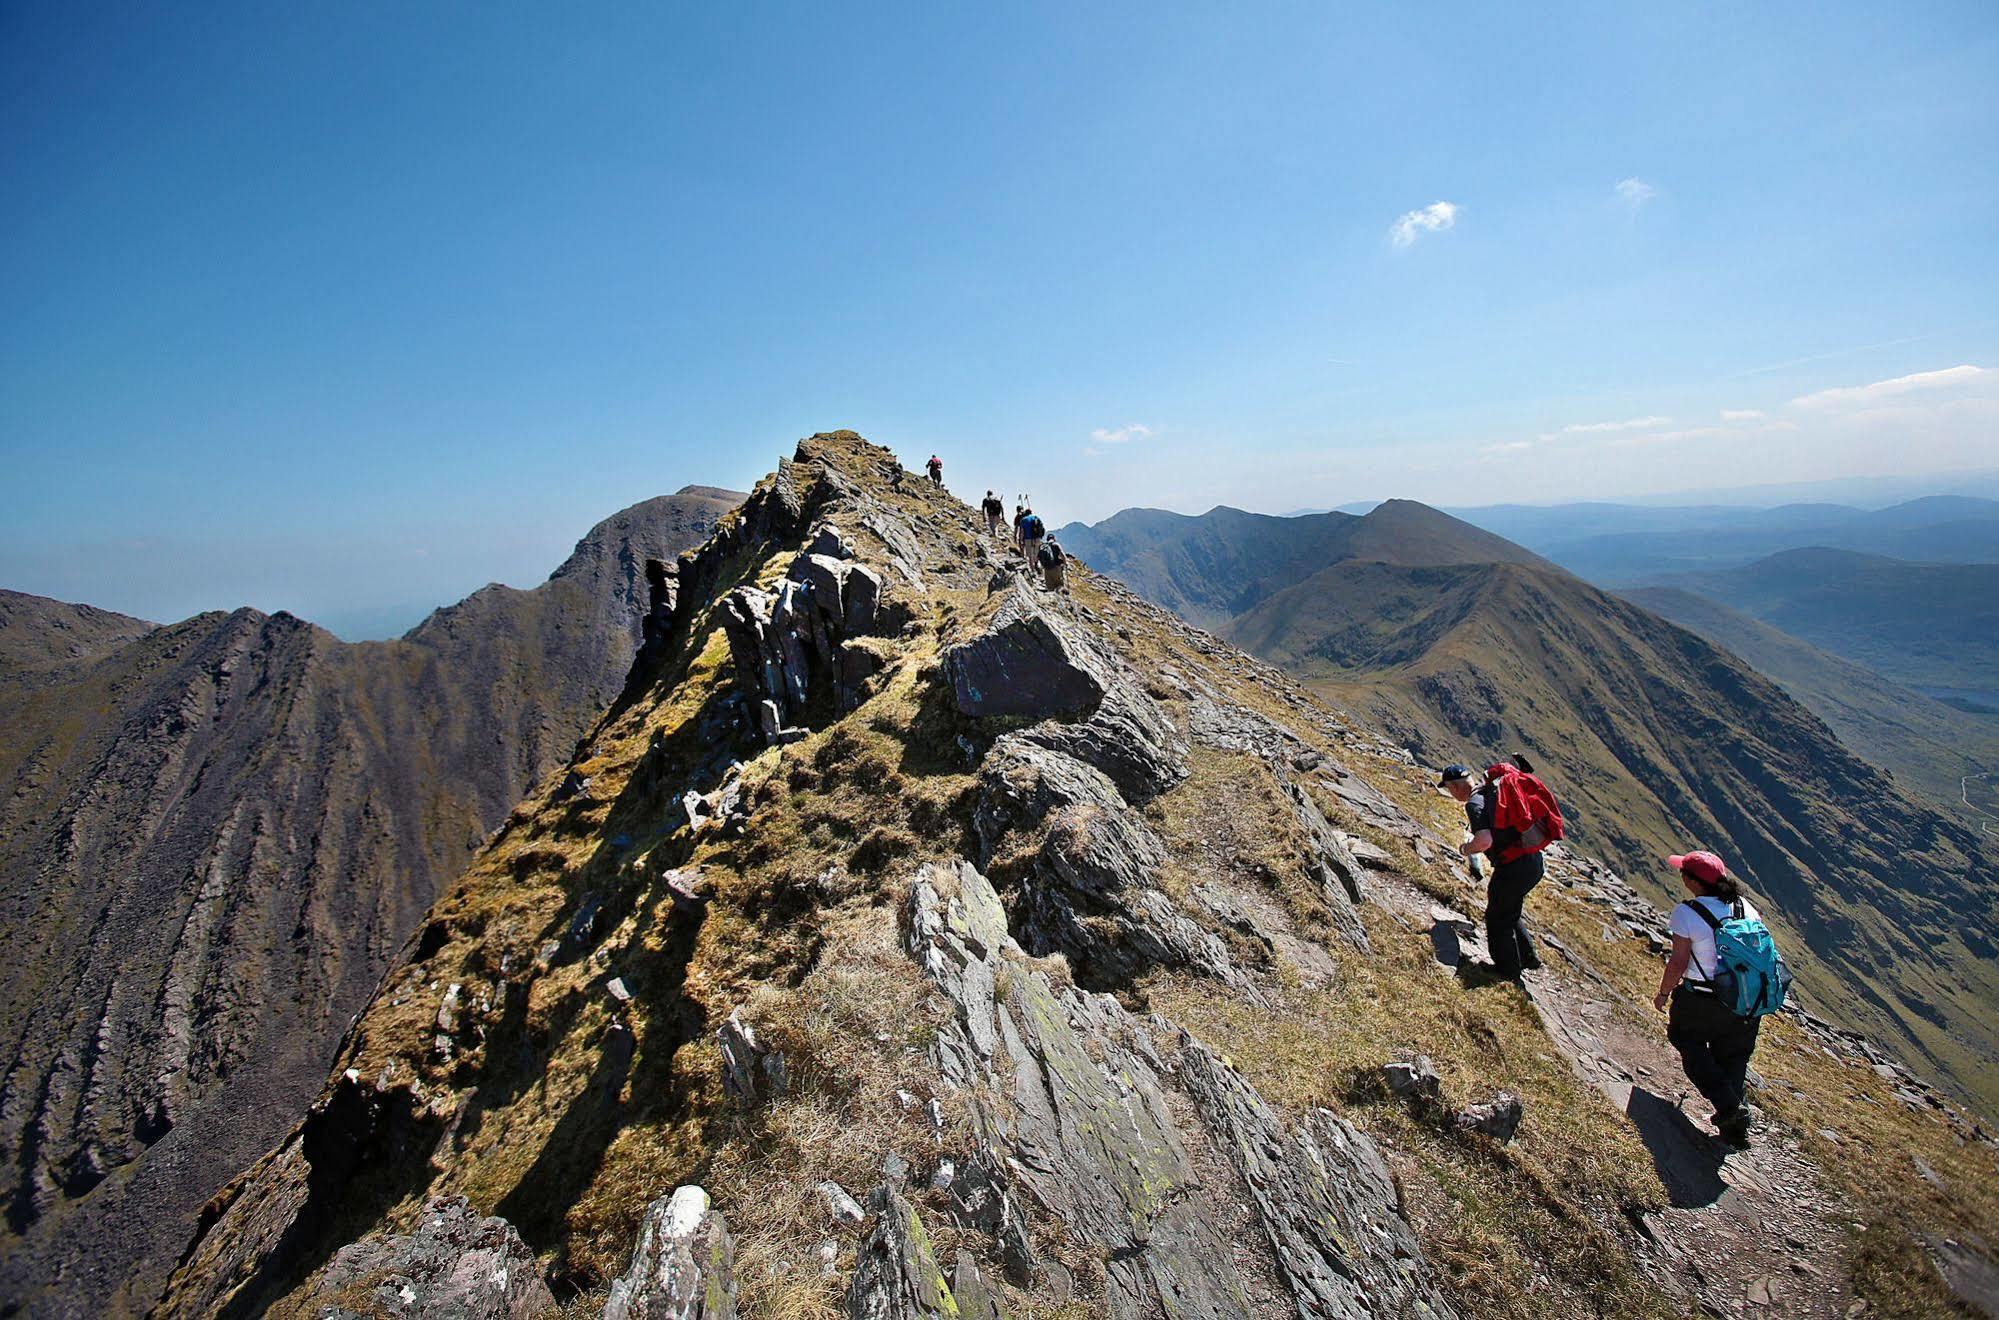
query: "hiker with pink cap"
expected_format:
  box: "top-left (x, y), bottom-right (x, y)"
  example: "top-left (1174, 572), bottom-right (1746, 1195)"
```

top-left (1651, 850), bottom-right (1791, 1149)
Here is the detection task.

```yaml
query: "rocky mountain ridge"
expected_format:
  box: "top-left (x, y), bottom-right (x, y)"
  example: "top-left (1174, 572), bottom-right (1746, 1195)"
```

top-left (153, 435), bottom-right (1998, 1319)
top-left (0, 486), bottom-right (742, 1315)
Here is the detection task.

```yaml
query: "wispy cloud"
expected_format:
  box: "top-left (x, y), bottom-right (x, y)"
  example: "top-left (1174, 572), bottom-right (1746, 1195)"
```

top-left (1389, 201), bottom-right (1458, 249)
top-left (1487, 415), bottom-right (1673, 456)
top-left (1720, 409), bottom-right (1766, 422)
top-left (1556, 415), bottom-right (1670, 434)
top-left (1615, 177), bottom-right (1657, 208)
top-left (1609, 419), bottom-right (1800, 449)
top-left (1089, 423), bottom-right (1154, 446)
top-left (1791, 364), bottom-right (1995, 410)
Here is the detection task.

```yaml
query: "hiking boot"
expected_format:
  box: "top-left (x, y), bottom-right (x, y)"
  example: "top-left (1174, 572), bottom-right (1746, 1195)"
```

top-left (1716, 1109), bottom-right (1753, 1149)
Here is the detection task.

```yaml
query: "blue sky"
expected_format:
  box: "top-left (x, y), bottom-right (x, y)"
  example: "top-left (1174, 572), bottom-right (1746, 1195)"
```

top-left (4, 2), bottom-right (1996, 636)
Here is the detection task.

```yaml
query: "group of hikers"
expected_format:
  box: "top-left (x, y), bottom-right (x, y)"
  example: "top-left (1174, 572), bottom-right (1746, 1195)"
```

top-left (1436, 757), bottom-right (1789, 1150)
top-left (918, 456), bottom-right (1069, 590)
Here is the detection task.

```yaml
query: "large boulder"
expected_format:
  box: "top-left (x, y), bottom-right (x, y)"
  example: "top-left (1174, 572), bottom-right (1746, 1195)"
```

top-left (944, 588), bottom-right (1186, 800)
top-left (943, 591), bottom-right (1102, 719)
top-left (604, 1185), bottom-right (738, 1320)
top-left (304, 1196), bottom-right (554, 1320)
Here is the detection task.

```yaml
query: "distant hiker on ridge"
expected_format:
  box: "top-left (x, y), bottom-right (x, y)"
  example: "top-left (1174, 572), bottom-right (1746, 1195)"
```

top-left (982, 489), bottom-right (1005, 538)
top-left (1019, 506), bottom-right (1047, 566)
top-left (1652, 850), bottom-right (1791, 1149)
top-left (926, 454), bottom-right (943, 486)
top-left (1438, 757), bottom-right (1563, 983)
top-left (1037, 535), bottom-right (1067, 593)
top-left (1012, 500), bottom-right (1027, 555)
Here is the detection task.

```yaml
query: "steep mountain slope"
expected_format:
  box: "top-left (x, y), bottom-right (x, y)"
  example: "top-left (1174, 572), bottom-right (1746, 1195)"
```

top-left (0, 592), bottom-right (153, 672)
top-left (1624, 586), bottom-right (1999, 819)
top-left (1054, 499), bottom-right (1549, 630)
top-left (149, 436), bottom-right (1996, 1320)
top-left (0, 486), bottom-right (741, 1315)
top-left (1227, 558), bottom-right (1999, 1109)
top-left (1655, 548), bottom-right (1999, 694)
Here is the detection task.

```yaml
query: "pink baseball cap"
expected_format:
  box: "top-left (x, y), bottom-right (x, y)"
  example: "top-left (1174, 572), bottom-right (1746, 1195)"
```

top-left (1668, 851), bottom-right (1728, 884)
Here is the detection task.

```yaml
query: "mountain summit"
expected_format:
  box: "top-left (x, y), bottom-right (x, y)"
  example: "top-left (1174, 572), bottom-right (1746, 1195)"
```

top-left (150, 435), bottom-right (1995, 1319)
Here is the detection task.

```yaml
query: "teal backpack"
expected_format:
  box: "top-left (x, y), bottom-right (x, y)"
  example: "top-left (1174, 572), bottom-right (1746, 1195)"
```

top-left (1688, 899), bottom-right (1793, 1017)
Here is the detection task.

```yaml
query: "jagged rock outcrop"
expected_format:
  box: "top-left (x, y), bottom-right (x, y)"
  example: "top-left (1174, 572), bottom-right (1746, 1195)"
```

top-left (717, 532), bottom-right (896, 744)
top-left (1179, 1046), bottom-right (1456, 1319)
top-left (971, 740), bottom-right (1239, 989)
top-left (845, 1183), bottom-right (960, 1320)
top-left (905, 863), bottom-right (1250, 1316)
top-left (906, 859), bottom-right (1450, 1319)
top-left (0, 488), bottom-right (740, 1316)
top-left (603, 1185), bottom-right (738, 1320)
top-left (300, 1196), bottom-right (555, 1319)
top-left (945, 583), bottom-right (1187, 800)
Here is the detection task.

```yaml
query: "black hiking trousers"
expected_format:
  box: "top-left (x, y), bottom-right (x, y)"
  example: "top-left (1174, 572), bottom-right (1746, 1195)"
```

top-left (1668, 985), bottom-right (1761, 1118)
top-left (1484, 851), bottom-right (1544, 977)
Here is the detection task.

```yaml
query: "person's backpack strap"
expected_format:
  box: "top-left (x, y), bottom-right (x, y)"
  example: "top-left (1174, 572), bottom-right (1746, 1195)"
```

top-left (1684, 899), bottom-right (1723, 982)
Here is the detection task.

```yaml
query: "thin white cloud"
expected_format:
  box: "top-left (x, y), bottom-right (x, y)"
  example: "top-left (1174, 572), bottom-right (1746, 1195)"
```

top-left (1791, 364), bottom-right (1994, 410)
top-left (1720, 409), bottom-right (1766, 422)
top-left (1089, 423), bottom-right (1154, 446)
top-left (1615, 177), bottom-right (1657, 208)
top-left (1557, 415), bottom-right (1671, 434)
top-left (1481, 439), bottom-right (1534, 455)
top-left (1389, 201), bottom-right (1458, 248)
top-left (1609, 419), bottom-right (1800, 449)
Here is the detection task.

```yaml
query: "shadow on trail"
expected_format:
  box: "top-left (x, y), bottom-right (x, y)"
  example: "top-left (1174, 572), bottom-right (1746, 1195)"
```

top-left (1625, 1086), bottom-right (1728, 1209)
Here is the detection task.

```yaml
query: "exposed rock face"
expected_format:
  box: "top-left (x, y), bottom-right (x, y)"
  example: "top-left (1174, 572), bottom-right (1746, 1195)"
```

top-left (906, 859), bottom-right (1449, 1319)
top-left (301, 1196), bottom-right (555, 1320)
top-left (1179, 1046), bottom-right (1456, 1319)
top-left (716, 533), bottom-right (896, 744)
top-left (0, 489), bottom-right (741, 1315)
top-left (971, 740), bottom-right (1239, 989)
top-left (604, 1185), bottom-right (738, 1320)
top-left (905, 864), bottom-right (1250, 1317)
top-left (845, 1183), bottom-right (959, 1320)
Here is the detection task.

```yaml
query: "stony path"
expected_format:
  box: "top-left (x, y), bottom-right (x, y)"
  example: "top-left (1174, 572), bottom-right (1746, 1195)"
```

top-left (1366, 860), bottom-right (1856, 1318)
top-left (1523, 935), bottom-right (1853, 1318)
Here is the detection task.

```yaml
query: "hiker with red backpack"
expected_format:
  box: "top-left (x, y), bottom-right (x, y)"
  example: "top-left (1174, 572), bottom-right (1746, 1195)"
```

top-left (1652, 850), bottom-right (1791, 1148)
top-left (1438, 755), bottom-right (1564, 983)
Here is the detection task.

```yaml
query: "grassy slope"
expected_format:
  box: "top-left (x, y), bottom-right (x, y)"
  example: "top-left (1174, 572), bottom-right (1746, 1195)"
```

top-left (1227, 559), bottom-right (1999, 1114)
top-left (1624, 586), bottom-right (1999, 818)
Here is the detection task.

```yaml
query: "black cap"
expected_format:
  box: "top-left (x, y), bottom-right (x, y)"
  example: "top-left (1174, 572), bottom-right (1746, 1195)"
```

top-left (1436, 764), bottom-right (1472, 787)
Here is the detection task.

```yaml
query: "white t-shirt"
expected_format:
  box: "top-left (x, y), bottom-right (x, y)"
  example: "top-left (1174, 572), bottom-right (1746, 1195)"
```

top-left (1669, 895), bottom-right (1761, 984)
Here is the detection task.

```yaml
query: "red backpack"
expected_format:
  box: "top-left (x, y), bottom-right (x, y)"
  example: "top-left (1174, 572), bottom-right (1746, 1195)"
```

top-left (1485, 762), bottom-right (1564, 863)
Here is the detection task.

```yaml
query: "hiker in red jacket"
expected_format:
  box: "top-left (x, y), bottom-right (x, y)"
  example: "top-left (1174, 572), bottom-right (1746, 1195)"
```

top-left (1439, 759), bottom-right (1560, 982)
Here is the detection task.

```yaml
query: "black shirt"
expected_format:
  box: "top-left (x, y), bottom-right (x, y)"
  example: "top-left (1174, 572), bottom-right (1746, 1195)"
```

top-left (1465, 788), bottom-right (1522, 854)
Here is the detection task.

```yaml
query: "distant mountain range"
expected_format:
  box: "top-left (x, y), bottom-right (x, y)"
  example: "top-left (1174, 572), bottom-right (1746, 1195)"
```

top-left (1061, 499), bottom-right (1999, 1111)
top-left (1053, 500), bottom-right (1547, 632)
top-left (0, 486), bottom-right (742, 1314)
top-left (1450, 494), bottom-right (1999, 583)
